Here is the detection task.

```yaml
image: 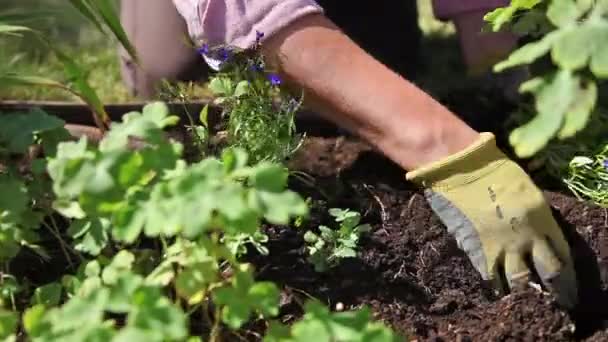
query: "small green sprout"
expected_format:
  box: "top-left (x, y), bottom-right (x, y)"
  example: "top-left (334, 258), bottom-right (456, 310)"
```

top-left (564, 144), bottom-right (608, 207)
top-left (303, 208), bottom-right (371, 272)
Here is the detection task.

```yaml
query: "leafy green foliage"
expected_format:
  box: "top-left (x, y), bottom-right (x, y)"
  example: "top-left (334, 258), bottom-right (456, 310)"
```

top-left (486, 0), bottom-right (608, 157)
top-left (304, 208), bottom-right (371, 272)
top-left (0, 101), bottom-right (400, 340)
top-left (265, 300), bottom-right (403, 342)
top-left (564, 144), bottom-right (608, 206)
top-left (193, 43), bottom-right (305, 164)
top-left (484, 0), bottom-right (543, 32)
top-left (213, 264), bottom-right (280, 329)
top-left (0, 0), bottom-right (137, 127)
top-left (67, 0), bottom-right (138, 63)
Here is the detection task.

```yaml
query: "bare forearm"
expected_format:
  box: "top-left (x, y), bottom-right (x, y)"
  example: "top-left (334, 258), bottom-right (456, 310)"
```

top-left (263, 14), bottom-right (477, 170)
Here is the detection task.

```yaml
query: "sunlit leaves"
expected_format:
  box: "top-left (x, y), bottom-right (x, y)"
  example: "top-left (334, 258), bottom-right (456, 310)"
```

top-left (488, 0), bottom-right (608, 157)
top-left (31, 283), bottom-right (62, 307)
top-left (509, 70), bottom-right (597, 157)
top-left (126, 286), bottom-right (188, 342)
top-left (0, 99), bottom-right (400, 341)
top-left (265, 301), bottom-right (401, 342)
top-left (483, 0), bottom-right (542, 32)
top-left (0, 109), bottom-right (65, 154)
top-left (67, 0), bottom-right (138, 63)
top-left (0, 310), bottom-right (18, 340)
top-left (304, 208), bottom-right (371, 273)
top-left (213, 264), bottom-right (280, 329)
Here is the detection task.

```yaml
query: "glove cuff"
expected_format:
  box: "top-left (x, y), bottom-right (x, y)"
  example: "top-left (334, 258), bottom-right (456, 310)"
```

top-left (405, 132), bottom-right (508, 190)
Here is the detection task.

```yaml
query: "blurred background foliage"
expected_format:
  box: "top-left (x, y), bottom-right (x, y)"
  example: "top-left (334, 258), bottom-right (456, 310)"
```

top-left (0, 0), bottom-right (130, 102)
top-left (0, 0), bottom-right (459, 103)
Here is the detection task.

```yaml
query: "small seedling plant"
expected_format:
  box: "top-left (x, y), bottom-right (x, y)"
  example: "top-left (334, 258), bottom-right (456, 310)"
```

top-left (565, 144), bottom-right (608, 206)
top-left (185, 33), bottom-right (305, 165)
top-left (304, 208), bottom-right (372, 273)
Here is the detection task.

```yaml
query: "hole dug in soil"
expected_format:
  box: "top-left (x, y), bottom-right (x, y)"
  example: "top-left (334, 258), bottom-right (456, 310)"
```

top-left (247, 137), bottom-right (608, 342)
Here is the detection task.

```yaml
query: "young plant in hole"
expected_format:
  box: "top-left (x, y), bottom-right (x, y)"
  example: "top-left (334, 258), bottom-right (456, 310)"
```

top-left (196, 32), bottom-right (305, 165)
top-left (304, 208), bottom-right (371, 272)
top-left (564, 144), bottom-right (608, 207)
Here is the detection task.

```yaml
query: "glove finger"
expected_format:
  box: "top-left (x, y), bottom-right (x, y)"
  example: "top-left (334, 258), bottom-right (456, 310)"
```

top-left (504, 252), bottom-right (531, 291)
top-left (532, 237), bottom-right (578, 309)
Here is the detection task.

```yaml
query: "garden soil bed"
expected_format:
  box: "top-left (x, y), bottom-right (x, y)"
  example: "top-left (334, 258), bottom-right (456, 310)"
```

top-left (245, 136), bottom-right (608, 342)
top-left (4, 91), bottom-right (607, 341)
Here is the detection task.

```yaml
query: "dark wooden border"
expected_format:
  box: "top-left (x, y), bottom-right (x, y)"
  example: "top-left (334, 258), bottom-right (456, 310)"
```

top-left (0, 100), bottom-right (344, 136)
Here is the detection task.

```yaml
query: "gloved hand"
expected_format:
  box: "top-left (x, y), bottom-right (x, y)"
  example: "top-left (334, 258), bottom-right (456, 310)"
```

top-left (406, 132), bottom-right (578, 308)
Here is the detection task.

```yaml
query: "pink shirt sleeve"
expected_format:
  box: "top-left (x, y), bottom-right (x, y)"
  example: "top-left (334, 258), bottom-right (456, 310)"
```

top-left (172, 0), bottom-right (323, 50)
top-left (432, 0), bottom-right (510, 20)
top-left (172, 0), bottom-right (511, 51)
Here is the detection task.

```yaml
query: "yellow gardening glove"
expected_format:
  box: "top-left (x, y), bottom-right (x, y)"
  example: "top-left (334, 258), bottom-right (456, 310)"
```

top-left (406, 132), bottom-right (578, 308)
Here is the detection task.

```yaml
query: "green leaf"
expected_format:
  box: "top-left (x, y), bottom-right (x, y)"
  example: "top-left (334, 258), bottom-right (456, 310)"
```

top-left (199, 104), bottom-right (209, 127)
top-left (558, 79), bottom-right (597, 138)
top-left (222, 148), bottom-right (249, 173)
top-left (50, 46), bottom-right (110, 125)
top-left (0, 310), bottom-right (17, 339)
top-left (248, 282), bottom-right (281, 317)
top-left (68, 0), bottom-right (139, 63)
top-left (265, 321), bottom-right (293, 342)
top-left (257, 191), bottom-right (308, 224)
top-left (510, 70), bottom-right (579, 157)
top-left (494, 30), bottom-right (562, 71)
top-left (0, 176), bottom-right (28, 219)
top-left (68, 218), bottom-right (110, 256)
top-left (285, 300), bottom-right (402, 342)
top-left (102, 251), bottom-right (136, 285)
top-left (145, 260), bottom-right (175, 287)
top-left (85, 260), bottom-right (102, 278)
top-left (112, 327), bottom-right (156, 342)
top-left (106, 273), bottom-right (143, 313)
top-left (23, 305), bottom-right (48, 337)
top-left (483, 0), bottom-right (542, 32)
top-left (547, 0), bottom-right (581, 27)
top-left (551, 26), bottom-right (594, 70)
top-left (0, 109), bottom-right (65, 154)
top-left (303, 231), bottom-right (318, 243)
top-left (213, 265), bottom-right (280, 329)
top-left (234, 80), bottom-right (250, 97)
top-left (31, 283), bottom-right (62, 307)
top-left (208, 77), bottom-right (233, 96)
top-left (589, 24), bottom-right (608, 78)
top-left (0, 277), bottom-right (20, 304)
top-left (570, 156), bottom-right (594, 166)
top-left (100, 102), bottom-right (175, 151)
top-left (250, 163), bottom-right (288, 192)
top-left (175, 260), bottom-right (219, 304)
top-left (127, 286), bottom-right (188, 341)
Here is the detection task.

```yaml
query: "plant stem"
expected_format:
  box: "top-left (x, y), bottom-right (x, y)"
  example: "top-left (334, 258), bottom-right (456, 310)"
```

top-left (43, 218), bottom-right (77, 268)
top-left (209, 306), bottom-right (222, 342)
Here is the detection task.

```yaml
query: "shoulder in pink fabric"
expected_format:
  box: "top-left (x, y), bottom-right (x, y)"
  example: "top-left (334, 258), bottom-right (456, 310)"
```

top-left (172, 0), bottom-right (323, 50)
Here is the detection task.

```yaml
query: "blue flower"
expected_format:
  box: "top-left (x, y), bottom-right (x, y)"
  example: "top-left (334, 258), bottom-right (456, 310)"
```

top-left (256, 30), bottom-right (265, 42)
top-left (249, 61), bottom-right (264, 72)
top-left (218, 47), bottom-right (231, 61)
top-left (603, 159), bottom-right (608, 170)
top-left (268, 73), bottom-right (281, 86)
top-left (197, 43), bottom-right (209, 55)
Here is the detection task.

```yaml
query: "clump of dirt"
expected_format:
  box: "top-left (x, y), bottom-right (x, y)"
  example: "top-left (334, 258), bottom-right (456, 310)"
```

top-left (251, 136), bottom-right (608, 341)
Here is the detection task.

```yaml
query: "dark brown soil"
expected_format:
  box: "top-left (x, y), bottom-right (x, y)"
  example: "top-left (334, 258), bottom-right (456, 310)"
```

top-left (247, 136), bottom-right (608, 341)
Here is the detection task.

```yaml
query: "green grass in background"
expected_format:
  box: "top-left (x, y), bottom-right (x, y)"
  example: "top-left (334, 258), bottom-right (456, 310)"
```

top-left (0, 0), bottom-right (462, 103)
